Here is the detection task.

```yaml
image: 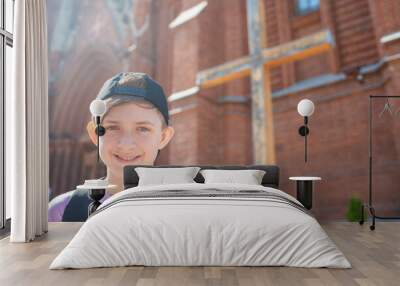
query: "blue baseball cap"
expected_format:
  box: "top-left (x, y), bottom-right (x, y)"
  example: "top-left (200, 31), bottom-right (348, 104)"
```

top-left (96, 72), bottom-right (169, 125)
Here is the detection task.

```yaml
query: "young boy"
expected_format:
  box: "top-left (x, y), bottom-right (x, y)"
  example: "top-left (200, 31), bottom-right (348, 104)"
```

top-left (48, 72), bottom-right (175, 222)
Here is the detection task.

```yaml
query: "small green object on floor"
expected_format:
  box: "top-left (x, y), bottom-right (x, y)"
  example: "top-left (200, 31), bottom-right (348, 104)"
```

top-left (346, 196), bottom-right (363, 222)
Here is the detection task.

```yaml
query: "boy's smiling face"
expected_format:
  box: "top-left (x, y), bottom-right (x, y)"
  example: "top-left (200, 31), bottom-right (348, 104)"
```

top-left (87, 101), bottom-right (174, 183)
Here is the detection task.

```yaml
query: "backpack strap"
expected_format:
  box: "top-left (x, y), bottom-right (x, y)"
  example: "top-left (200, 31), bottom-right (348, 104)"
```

top-left (62, 189), bottom-right (92, 222)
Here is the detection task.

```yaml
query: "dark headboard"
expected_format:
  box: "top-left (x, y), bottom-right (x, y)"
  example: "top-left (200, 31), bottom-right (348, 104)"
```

top-left (123, 165), bottom-right (280, 189)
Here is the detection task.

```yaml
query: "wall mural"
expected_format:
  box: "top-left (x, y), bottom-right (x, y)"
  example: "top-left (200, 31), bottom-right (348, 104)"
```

top-left (46, 0), bottom-right (400, 223)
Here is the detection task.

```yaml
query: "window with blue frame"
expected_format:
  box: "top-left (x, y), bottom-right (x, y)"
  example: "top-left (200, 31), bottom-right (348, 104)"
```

top-left (295, 0), bottom-right (320, 16)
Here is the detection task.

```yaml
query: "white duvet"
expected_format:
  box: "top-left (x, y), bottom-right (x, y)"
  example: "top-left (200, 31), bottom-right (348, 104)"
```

top-left (50, 183), bottom-right (351, 269)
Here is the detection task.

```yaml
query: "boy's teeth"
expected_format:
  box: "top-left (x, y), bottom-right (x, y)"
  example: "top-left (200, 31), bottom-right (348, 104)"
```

top-left (117, 154), bottom-right (136, 161)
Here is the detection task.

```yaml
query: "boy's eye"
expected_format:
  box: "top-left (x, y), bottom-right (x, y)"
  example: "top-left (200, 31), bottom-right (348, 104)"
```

top-left (105, 126), bottom-right (119, 131)
top-left (137, 126), bottom-right (150, 132)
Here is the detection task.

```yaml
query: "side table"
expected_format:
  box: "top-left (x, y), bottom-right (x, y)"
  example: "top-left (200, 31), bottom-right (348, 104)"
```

top-left (77, 182), bottom-right (116, 216)
top-left (289, 177), bottom-right (321, 210)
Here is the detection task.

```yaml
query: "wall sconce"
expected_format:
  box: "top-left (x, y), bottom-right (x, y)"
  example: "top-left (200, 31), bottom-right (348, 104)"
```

top-left (297, 99), bottom-right (315, 163)
top-left (89, 100), bottom-right (106, 162)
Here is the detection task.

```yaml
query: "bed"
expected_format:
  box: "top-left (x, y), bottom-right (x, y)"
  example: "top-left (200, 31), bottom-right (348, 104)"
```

top-left (50, 165), bottom-right (351, 269)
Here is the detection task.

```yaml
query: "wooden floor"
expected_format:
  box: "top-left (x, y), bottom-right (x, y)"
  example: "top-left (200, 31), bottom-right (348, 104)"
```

top-left (0, 222), bottom-right (399, 286)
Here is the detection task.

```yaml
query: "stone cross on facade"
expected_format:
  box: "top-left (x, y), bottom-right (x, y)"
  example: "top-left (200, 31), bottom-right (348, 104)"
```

top-left (196, 0), bottom-right (335, 164)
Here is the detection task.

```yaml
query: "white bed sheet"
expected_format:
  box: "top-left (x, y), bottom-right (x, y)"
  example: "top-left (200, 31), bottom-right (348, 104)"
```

top-left (50, 183), bottom-right (351, 269)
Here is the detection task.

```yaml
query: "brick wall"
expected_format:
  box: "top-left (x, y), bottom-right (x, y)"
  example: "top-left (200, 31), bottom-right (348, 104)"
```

top-left (163, 0), bottom-right (400, 219)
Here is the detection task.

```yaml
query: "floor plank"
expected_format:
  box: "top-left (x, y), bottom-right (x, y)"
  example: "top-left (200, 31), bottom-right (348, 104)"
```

top-left (0, 222), bottom-right (399, 286)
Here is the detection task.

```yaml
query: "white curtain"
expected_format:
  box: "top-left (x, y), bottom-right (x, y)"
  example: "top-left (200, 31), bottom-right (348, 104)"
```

top-left (7, 0), bottom-right (49, 242)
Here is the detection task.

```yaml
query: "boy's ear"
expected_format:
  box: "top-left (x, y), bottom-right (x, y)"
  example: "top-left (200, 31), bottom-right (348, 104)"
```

top-left (159, 126), bottom-right (175, 150)
top-left (86, 121), bottom-right (98, 146)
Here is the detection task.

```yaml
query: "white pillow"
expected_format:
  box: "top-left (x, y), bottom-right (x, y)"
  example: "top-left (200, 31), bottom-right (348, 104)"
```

top-left (200, 169), bottom-right (266, 185)
top-left (135, 167), bottom-right (201, 186)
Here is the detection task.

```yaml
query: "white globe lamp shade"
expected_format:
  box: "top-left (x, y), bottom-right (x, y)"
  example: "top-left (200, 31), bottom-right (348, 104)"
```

top-left (90, 100), bottom-right (106, 117)
top-left (297, 99), bottom-right (315, 117)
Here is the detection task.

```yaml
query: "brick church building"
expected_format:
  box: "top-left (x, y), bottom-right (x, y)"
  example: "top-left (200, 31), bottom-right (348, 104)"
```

top-left (47, 0), bottom-right (400, 220)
